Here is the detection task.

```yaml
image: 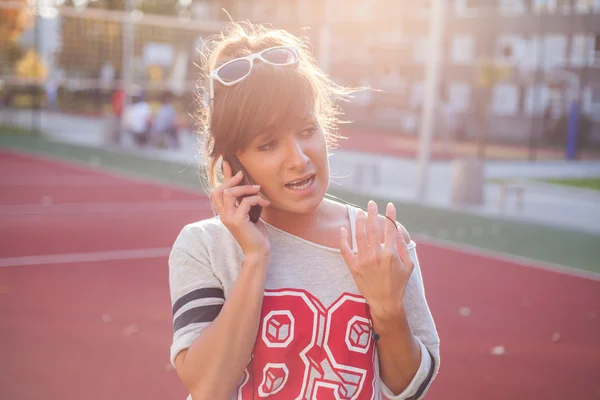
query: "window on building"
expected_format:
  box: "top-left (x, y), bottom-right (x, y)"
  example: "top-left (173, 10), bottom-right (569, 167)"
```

top-left (449, 82), bottom-right (471, 112)
top-left (574, 0), bottom-right (595, 13)
top-left (413, 36), bottom-right (429, 64)
top-left (496, 35), bottom-right (526, 66)
top-left (556, 0), bottom-right (572, 13)
top-left (570, 35), bottom-right (595, 67)
top-left (499, 0), bottom-right (526, 15)
top-left (463, 0), bottom-right (490, 7)
top-left (543, 35), bottom-right (568, 69)
top-left (524, 85), bottom-right (551, 115)
top-left (532, 0), bottom-right (556, 13)
top-left (492, 84), bottom-right (520, 116)
top-left (583, 84), bottom-right (600, 121)
top-left (521, 37), bottom-right (542, 69)
top-left (410, 81), bottom-right (424, 107)
top-left (455, 0), bottom-right (490, 17)
top-left (451, 35), bottom-right (475, 65)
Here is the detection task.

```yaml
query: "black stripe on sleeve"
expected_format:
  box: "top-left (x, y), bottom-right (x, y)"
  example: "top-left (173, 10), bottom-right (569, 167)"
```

top-left (172, 287), bottom-right (225, 316)
top-left (407, 350), bottom-right (436, 400)
top-left (173, 304), bottom-right (223, 333)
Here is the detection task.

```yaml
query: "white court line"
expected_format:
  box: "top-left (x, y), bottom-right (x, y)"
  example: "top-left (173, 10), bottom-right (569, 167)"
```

top-left (415, 234), bottom-right (600, 282)
top-left (5, 150), bottom-right (598, 281)
top-left (0, 200), bottom-right (204, 215)
top-left (0, 247), bottom-right (172, 268)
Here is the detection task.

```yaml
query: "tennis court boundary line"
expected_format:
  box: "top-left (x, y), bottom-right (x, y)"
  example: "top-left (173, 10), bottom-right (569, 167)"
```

top-left (4, 149), bottom-right (599, 281)
top-left (416, 234), bottom-right (600, 282)
top-left (3, 240), bottom-right (599, 282)
top-left (0, 248), bottom-right (172, 268)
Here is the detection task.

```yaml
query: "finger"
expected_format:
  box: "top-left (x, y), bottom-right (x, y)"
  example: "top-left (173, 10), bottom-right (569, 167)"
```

top-left (355, 210), bottom-right (369, 256)
top-left (220, 169), bottom-right (244, 189)
top-left (384, 202), bottom-right (398, 251)
top-left (221, 186), bottom-right (238, 215)
top-left (235, 194), bottom-right (270, 219)
top-left (224, 184), bottom-right (261, 200)
top-left (222, 184), bottom-right (259, 213)
top-left (367, 201), bottom-right (380, 253)
top-left (214, 169), bottom-right (244, 202)
top-left (339, 227), bottom-right (357, 269)
top-left (396, 228), bottom-right (415, 273)
top-left (222, 159), bottom-right (233, 180)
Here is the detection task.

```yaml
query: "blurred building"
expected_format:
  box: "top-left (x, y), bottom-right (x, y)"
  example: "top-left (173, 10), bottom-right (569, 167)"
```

top-left (2, 0), bottom-right (599, 145)
top-left (195, 0), bottom-right (600, 144)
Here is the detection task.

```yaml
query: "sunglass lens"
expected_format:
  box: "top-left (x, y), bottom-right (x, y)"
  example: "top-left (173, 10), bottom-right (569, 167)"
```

top-left (262, 48), bottom-right (297, 64)
top-left (218, 59), bottom-right (251, 83)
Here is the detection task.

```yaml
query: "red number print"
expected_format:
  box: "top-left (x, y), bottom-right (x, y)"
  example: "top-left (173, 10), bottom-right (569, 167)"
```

top-left (236, 289), bottom-right (376, 400)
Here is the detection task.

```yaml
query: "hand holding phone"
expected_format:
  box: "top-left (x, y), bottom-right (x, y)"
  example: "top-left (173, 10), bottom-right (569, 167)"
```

top-left (211, 157), bottom-right (271, 258)
top-left (222, 156), bottom-right (263, 223)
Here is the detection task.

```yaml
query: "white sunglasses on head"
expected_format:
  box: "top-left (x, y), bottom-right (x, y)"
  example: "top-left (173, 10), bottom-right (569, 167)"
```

top-left (208, 45), bottom-right (300, 107)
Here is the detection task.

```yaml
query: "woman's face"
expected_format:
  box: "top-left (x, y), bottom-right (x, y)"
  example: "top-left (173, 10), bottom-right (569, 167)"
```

top-left (236, 114), bottom-right (329, 215)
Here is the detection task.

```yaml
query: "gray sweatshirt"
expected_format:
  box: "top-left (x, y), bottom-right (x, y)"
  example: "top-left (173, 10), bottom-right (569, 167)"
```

top-left (169, 204), bottom-right (440, 399)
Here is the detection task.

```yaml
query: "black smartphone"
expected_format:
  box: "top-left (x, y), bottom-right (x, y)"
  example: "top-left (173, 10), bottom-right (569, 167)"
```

top-left (222, 155), bottom-right (263, 223)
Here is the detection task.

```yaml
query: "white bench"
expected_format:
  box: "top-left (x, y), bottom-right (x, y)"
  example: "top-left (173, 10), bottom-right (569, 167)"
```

top-left (498, 181), bottom-right (526, 212)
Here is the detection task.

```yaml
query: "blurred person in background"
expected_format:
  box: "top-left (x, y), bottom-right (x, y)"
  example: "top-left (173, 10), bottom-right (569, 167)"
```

top-left (107, 85), bottom-right (125, 145)
top-left (168, 22), bottom-right (440, 400)
top-left (45, 79), bottom-right (58, 110)
top-left (123, 87), bottom-right (152, 147)
top-left (150, 90), bottom-right (180, 149)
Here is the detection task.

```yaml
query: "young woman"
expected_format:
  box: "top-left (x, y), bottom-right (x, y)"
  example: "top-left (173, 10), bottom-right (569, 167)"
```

top-left (169, 22), bottom-right (440, 400)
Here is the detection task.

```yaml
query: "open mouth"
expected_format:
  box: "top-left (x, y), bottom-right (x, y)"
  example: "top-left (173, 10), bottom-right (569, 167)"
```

top-left (285, 174), bottom-right (315, 190)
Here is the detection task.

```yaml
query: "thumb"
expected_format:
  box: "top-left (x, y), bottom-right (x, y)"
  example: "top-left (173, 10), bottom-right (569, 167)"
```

top-left (339, 227), bottom-right (356, 270)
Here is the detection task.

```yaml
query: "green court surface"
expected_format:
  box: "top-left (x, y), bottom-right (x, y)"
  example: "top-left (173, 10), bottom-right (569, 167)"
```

top-left (2, 134), bottom-right (599, 275)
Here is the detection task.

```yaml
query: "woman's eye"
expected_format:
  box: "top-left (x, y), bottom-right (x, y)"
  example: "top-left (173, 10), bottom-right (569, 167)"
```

top-left (257, 140), bottom-right (277, 151)
top-left (300, 125), bottom-right (317, 137)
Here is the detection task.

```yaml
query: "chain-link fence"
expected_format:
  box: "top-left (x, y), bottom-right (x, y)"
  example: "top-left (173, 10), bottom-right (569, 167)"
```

top-left (0, 2), bottom-right (221, 127)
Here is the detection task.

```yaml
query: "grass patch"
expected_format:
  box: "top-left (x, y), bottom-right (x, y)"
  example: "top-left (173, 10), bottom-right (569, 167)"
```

top-left (541, 177), bottom-right (600, 191)
top-left (0, 124), bottom-right (40, 137)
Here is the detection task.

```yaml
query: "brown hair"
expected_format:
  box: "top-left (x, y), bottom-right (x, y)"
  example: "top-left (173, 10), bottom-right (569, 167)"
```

top-left (195, 21), bottom-right (359, 190)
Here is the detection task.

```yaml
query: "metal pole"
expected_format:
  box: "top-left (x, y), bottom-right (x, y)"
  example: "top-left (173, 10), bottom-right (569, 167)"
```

top-left (32, 1), bottom-right (41, 134)
top-left (121, 0), bottom-right (134, 130)
top-left (318, 0), bottom-right (331, 74)
top-left (416, 0), bottom-right (446, 201)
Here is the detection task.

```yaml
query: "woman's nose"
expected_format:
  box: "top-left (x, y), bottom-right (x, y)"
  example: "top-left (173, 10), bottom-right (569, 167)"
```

top-left (285, 138), bottom-right (310, 170)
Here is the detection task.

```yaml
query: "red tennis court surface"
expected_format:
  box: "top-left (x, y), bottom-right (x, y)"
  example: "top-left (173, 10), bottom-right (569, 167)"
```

top-left (1, 150), bottom-right (598, 400)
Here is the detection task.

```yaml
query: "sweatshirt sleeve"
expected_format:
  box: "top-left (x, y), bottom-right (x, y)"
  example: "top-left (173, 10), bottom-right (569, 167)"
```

top-left (168, 225), bottom-right (225, 367)
top-left (379, 240), bottom-right (441, 400)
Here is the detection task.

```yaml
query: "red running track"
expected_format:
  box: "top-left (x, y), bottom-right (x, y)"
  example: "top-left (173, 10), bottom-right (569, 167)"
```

top-left (0, 150), bottom-right (598, 400)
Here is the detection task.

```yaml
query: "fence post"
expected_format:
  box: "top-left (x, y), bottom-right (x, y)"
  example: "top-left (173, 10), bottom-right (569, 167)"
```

top-left (121, 0), bottom-right (134, 129)
top-left (565, 98), bottom-right (580, 160)
top-left (416, 0), bottom-right (446, 201)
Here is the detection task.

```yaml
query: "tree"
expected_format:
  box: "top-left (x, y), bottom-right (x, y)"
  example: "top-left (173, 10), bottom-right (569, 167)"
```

top-left (0, 0), bottom-right (32, 73)
top-left (16, 49), bottom-right (48, 81)
top-left (0, 0), bottom-right (32, 49)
